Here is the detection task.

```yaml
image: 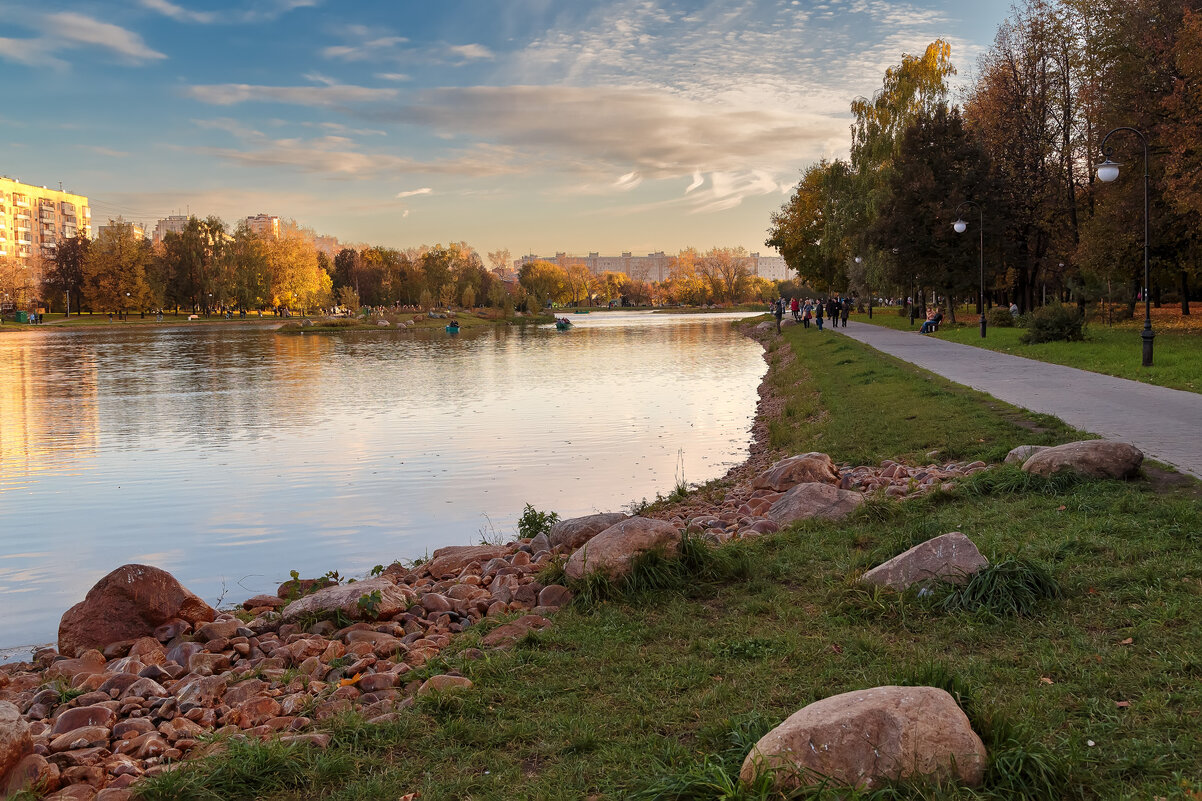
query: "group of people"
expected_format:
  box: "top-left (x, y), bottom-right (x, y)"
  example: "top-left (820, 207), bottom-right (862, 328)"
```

top-left (770, 296), bottom-right (853, 333)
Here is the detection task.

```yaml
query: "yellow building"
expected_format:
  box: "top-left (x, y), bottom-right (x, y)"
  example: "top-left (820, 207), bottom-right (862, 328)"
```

top-left (0, 176), bottom-right (91, 267)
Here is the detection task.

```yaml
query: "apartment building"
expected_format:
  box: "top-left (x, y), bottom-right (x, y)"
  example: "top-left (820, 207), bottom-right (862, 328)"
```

top-left (244, 213), bottom-right (280, 239)
top-left (96, 221), bottom-right (148, 242)
top-left (0, 176), bottom-right (91, 266)
top-left (153, 215), bottom-right (189, 244)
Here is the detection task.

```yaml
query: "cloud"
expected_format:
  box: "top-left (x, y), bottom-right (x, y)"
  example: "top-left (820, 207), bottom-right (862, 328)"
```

top-left (47, 11), bottom-right (167, 62)
top-left (685, 170), bottom-right (703, 193)
top-left (303, 72), bottom-right (339, 86)
top-left (448, 43), bottom-right (494, 61)
top-left (0, 36), bottom-right (66, 68)
top-left (139, 0), bottom-right (216, 24)
top-left (374, 72), bottom-right (411, 82)
top-left (395, 187), bottom-right (433, 199)
top-left (613, 172), bottom-right (642, 191)
top-left (401, 209), bottom-right (410, 218)
top-left (187, 83), bottom-right (398, 107)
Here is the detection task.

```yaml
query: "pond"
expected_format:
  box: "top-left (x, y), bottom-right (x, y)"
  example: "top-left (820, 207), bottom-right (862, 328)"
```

top-left (0, 311), bottom-right (766, 654)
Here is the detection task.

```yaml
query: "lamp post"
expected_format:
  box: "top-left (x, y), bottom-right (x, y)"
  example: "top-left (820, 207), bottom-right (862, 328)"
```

top-left (952, 201), bottom-right (987, 337)
top-left (910, 274), bottom-right (917, 327)
top-left (124, 291), bottom-right (130, 322)
top-left (853, 256), bottom-right (873, 319)
top-left (1097, 126), bottom-right (1154, 366)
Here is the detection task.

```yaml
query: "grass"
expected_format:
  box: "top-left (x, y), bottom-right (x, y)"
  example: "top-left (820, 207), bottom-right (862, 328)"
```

top-left (134, 321), bottom-right (1202, 801)
top-left (852, 308), bottom-right (1201, 393)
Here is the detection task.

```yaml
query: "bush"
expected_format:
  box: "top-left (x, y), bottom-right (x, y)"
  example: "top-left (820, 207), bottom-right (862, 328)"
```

top-left (516, 503), bottom-right (559, 539)
top-left (1020, 304), bottom-right (1085, 344)
top-left (987, 306), bottom-right (1016, 328)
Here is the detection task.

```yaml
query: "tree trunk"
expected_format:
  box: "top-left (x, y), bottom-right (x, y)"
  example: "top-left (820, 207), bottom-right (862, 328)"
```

top-left (1181, 269), bottom-right (1191, 315)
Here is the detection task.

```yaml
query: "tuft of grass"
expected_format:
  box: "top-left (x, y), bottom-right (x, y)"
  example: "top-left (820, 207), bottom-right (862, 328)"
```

top-left (568, 534), bottom-right (755, 605)
top-left (957, 464), bottom-right (1089, 497)
top-left (931, 557), bottom-right (1061, 618)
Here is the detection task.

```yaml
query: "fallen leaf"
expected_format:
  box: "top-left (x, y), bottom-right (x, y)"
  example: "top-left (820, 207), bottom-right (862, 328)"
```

top-left (1119, 638), bottom-right (1134, 645)
top-left (1040, 677), bottom-right (1054, 685)
top-left (400, 793), bottom-right (421, 801)
top-left (1116, 701), bottom-right (1131, 708)
top-left (1087, 587), bottom-right (1098, 594)
top-left (830, 643), bottom-right (844, 654)
top-left (1057, 505), bottom-right (1067, 511)
top-left (339, 672), bottom-right (363, 687)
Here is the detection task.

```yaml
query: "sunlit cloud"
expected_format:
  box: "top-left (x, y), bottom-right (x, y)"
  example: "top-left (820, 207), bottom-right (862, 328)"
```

top-left (375, 72), bottom-right (412, 82)
top-left (613, 172), bottom-right (642, 191)
top-left (448, 43), bottom-right (494, 61)
top-left (395, 187), bottom-right (433, 198)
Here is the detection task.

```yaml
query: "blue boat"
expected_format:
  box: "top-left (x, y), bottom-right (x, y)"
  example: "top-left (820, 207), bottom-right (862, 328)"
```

top-left (555, 318), bottom-right (572, 331)
top-left (445, 323), bottom-right (460, 334)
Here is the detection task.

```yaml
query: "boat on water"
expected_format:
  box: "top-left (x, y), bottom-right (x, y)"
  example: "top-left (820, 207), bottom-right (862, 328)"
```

top-left (445, 323), bottom-right (460, 334)
top-left (555, 317), bottom-right (572, 331)
top-left (573, 309), bottom-right (590, 314)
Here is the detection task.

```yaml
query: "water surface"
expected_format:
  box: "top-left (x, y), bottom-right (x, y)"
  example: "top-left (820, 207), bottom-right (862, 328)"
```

top-left (0, 311), bottom-right (765, 652)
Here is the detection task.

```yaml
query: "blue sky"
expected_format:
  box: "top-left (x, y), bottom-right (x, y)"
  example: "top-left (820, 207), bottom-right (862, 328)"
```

top-left (1, 0), bottom-right (1013, 257)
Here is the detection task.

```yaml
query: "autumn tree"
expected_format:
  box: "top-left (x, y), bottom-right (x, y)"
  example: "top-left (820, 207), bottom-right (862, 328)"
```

top-left (699, 247), bottom-right (753, 304)
top-left (45, 235), bottom-right (89, 315)
top-left (82, 220), bottom-right (154, 314)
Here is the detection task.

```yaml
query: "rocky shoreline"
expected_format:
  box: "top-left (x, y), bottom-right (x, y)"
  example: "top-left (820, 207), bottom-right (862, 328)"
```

top-left (0, 324), bottom-right (1146, 799)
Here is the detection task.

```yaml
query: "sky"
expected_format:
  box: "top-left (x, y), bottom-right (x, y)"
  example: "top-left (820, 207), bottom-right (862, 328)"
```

top-left (1, 0), bottom-right (1015, 259)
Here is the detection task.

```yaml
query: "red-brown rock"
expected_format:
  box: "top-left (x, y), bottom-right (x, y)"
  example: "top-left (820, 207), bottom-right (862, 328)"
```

top-left (57, 565), bottom-right (216, 658)
top-left (422, 545), bottom-right (510, 578)
top-left (549, 512), bottom-right (629, 550)
top-left (1, 701), bottom-right (34, 790)
top-left (766, 482), bottom-right (865, 525)
top-left (564, 517), bottom-right (681, 580)
top-left (752, 452), bottom-right (841, 492)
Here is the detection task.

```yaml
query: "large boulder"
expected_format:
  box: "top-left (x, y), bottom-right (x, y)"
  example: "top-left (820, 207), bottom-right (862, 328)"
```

top-left (740, 686), bottom-right (986, 790)
top-left (753, 453), bottom-right (841, 492)
top-left (57, 565), bottom-right (216, 658)
top-left (549, 512), bottom-right (629, 550)
top-left (280, 576), bottom-right (416, 623)
top-left (0, 701), bottom-right (32, 790)
top-left (766, 482), bottom-right (864, 525)
top-left (1004, 444), bottom-right (1049, 464)
top-left (1021, 440), bottom-right (1143, 480)
top-left (860, 532), bottom-right (987, 591)
top-left (421, 545), bottom-right (510, 578)
top-left (564, 517), bottom-right (680, 580)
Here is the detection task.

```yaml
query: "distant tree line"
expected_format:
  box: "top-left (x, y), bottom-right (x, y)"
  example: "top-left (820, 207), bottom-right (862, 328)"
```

top-left (768, 0), bottom-right (1202, 316)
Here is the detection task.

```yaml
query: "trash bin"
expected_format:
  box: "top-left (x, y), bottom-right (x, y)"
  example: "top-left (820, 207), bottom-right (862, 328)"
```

top-left (15, 311), bottom-right (28, 323)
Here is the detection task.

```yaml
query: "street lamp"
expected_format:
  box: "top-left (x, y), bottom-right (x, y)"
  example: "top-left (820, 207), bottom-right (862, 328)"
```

top-left (854, 256), bottom-right (873, 318)
top-left (1097, 126), bottom-right (1154, 366)
top-left (952, 201), bottom-right (987, 338)
top-left (124, 291), bottom-right (130, 322)
top-left (910, 274), bottom-right (918, 327)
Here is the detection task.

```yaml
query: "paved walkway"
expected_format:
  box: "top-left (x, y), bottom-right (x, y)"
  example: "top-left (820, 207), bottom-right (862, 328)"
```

top-left (834, 322), bottom-right (1202, 478)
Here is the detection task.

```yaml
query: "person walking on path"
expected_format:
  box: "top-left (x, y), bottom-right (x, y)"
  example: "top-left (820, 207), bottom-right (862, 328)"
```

top-left (773, 298), bottom-right (784, 333)
top-left (802, 301), bottom-right (812, 329)
top-left (840, 298), bottom-right (850, 328)
top-left (827, 297), bottom-right (838, 325)
top-left (815, 300), bottom-right (824, 330)
top-left (790, 296), bottom-right (800, 322)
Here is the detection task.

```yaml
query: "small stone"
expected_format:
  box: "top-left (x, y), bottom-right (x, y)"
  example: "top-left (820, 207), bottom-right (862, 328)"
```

top-left (417, 675), bottom-right (473, 695)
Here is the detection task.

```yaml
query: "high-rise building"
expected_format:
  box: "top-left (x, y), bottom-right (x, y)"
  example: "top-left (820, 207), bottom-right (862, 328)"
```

top-left (0, 176), bottom-right (91, 267)
top-left (244, 213), bottom-right (280, 239)
top-left (153, 215), bottom-right (189, 244)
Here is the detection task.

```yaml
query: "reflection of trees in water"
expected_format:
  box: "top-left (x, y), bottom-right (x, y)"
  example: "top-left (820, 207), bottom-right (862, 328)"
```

top-left (0, 337), bottom-right (100, 487)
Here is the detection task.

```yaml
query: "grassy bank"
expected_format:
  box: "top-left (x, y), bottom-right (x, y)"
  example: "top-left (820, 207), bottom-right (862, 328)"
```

top-left (134, 325), bottom-right (1202, 801)
top-left (852, 310), bottom-right (1200, 394)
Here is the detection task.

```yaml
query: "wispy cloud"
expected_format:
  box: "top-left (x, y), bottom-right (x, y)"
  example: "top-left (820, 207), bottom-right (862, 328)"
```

top-left (395, 187), bottom-right (433, 198)
top-left (47, 11), bottom-right (167, 62)
top-left (448, 43), bottom-right (494, 61)
top-left (187, 83), bottom-right (398, 107)
top-left (139, 0), bottom-right (216, 24)
top-left (613, 172), bottom-right (642, 191)
top-left (374, 72), bottom-right (411, 82)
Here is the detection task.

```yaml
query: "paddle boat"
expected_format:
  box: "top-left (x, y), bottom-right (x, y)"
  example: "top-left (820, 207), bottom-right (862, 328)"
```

top-left (445, 320), bottom-right (460, 334)
top-left (555, 317), bottom-right (572, 331)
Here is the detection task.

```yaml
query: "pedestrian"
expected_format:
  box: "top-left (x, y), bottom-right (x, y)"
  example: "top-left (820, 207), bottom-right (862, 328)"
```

top-left (802, 301), bottom-right (812, 329)
top-left (815, 300), bottom-right (824, 330)
top-left (840, 297), bottom-right (850, 327)
top-left (773, 298), bottom-right (784, 333)
top-left (790, 296), bottom-right (800, 322)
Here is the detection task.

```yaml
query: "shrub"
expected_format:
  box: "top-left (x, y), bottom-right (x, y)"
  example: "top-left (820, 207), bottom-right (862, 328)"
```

top-left (516, 503), bottom-right (559, 539)
top-left (987, 306), bottom-right (1016, 327)
top-left (932, 557), bottom-right (1061, 617)
top-left (1020, 304), bottom-right (1085, 344)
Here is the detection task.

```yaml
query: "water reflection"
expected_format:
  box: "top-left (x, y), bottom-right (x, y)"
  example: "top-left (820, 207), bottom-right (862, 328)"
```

top-left (0, 312), bottom-right (764, 650)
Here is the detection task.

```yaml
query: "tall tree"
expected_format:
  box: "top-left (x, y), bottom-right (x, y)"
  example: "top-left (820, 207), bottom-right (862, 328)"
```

top-left (45, 235), bottom-right (89, 315)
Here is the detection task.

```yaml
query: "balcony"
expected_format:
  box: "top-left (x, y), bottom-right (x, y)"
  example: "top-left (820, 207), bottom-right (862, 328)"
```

top-left (14, 198), bottom-right (29, 208)
top-left (61, 202), bottom-right (75, 212)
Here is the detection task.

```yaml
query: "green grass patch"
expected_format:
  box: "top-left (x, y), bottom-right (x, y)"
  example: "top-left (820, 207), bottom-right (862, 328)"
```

top-left (136, 321), bottom-right (1202, 801)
